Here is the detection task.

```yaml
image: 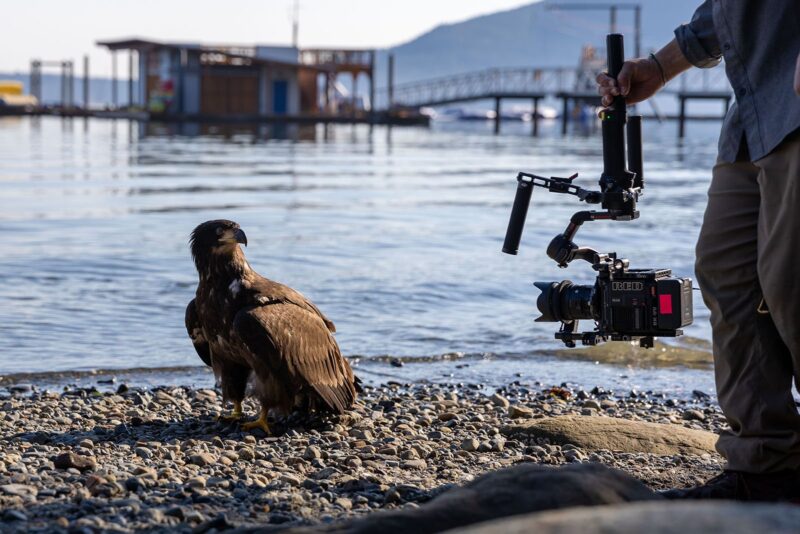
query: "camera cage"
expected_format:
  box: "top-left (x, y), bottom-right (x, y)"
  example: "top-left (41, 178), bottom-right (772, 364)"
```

top-left (552, 255), bottom-right (667, 350)
top-left (502, 34), bottom-right (668, 349)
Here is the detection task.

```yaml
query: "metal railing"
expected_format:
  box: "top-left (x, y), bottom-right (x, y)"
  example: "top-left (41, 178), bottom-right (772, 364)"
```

top-left (300, 49), bottom-right (374, 68)
top-left (382, 64), bottom-right (731, 108)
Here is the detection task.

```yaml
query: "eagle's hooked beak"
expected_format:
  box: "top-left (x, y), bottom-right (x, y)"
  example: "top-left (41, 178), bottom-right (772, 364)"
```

top-left (234, 228), bottom-right (248, 247)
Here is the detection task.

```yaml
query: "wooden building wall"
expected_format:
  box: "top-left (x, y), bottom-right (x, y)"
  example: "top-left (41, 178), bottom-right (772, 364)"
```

top-left (298, 69), bottom-right (319, 114)
top-left (200, 66), bottom-right (259, 115)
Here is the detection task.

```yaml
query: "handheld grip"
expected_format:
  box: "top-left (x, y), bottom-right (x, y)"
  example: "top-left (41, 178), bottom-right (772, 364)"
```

top-left (627, 115), bottom-right (644, 189)
top-left (600, 33), bottom-right (631, 200)
top-left (606, 34), bottom-right (625, 79)
top-left (502, 176), bottom-right (534, 255)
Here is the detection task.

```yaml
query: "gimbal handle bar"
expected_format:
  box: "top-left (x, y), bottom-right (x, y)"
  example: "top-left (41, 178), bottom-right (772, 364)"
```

top-left (501, 33), bottom-right (644, 257)
top-left (501, 172), bottom-right (639, 258)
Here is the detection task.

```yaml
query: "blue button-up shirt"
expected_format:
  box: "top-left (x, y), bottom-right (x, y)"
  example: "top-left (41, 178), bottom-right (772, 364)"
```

top-left (674, 1), bottom-right (800, 162)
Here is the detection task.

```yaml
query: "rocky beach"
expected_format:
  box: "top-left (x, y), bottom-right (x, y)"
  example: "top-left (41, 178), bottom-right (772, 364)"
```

top-left (0, 371), bottom-right (732, 533)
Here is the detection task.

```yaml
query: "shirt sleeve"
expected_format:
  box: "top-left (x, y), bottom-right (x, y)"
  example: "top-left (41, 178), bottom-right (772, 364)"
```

top-left (674, 0), bottom-right (722, 68)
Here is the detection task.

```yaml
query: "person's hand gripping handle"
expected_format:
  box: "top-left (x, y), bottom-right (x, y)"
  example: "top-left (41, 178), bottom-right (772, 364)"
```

top-left (596, 38), bottom-right (692, 107)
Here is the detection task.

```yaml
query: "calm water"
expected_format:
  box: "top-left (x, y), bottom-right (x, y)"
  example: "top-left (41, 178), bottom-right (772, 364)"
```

top-left (0, 116), bottom-right (721, 394)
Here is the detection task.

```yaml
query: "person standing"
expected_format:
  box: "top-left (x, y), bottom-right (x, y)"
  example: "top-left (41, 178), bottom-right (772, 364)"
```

top-left (597, 1), bottom-right (800, 500)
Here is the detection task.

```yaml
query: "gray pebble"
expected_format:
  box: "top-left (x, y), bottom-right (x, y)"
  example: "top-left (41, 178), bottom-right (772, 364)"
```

top-left (461, 438), bottom-right (480, 452)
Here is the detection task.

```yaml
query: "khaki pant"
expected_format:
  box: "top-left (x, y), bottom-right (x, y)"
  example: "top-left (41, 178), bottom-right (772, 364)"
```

top-left (696, 130), bottom-right (800, 473)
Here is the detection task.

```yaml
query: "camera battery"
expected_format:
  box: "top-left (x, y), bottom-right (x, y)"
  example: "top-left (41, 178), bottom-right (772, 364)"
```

top-left (656, 278), bottom-right (693, 330)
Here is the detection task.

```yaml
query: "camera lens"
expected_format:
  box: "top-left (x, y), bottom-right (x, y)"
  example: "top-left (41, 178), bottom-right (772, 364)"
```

top-left (534, 280), bottom-right (597, 322)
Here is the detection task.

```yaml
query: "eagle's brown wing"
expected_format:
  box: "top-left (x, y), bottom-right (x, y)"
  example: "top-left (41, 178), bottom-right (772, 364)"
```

top-left (296, 296), bottom-right (336, 333)
top-left (232, 302), bottom-right (356, 413)
top-left (247, 277), bottom-right (336, 333)
top-left (185, 299), bottom-right (212, 366)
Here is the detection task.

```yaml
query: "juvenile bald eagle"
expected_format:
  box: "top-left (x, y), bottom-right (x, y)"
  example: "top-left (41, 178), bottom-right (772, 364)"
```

top-left (185, 219), bottom-right (358, 433)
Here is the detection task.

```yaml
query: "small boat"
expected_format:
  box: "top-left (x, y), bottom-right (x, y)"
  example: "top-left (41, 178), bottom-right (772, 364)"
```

top-left (0, 81), bottom-right (38, 109)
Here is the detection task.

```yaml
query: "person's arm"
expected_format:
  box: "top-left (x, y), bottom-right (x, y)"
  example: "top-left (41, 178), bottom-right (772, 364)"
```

top-left (596, 0), bottom-right (719, 106)
top-left (673, 0), bottom-right (721, 69)
top-left (795, 51), bottom-right (800, 95)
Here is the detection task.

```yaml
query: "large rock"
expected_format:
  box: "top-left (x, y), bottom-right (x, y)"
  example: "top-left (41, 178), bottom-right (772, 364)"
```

top-left (287, 463), bottom-right (659, 534)
top-left (502, 415), bottom-right (716, 456)
top-left (448, 501), bottom-right (800, 534)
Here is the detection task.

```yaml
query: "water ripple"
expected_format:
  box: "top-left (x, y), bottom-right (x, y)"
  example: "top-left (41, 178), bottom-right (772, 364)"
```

top-left (0, 117), bottom-right (718, 384)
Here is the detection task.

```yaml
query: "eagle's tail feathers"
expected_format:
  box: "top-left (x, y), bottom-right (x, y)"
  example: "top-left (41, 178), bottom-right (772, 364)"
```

top-left (312, 383), bottom-right (353, 414)
top-left (305, 340), bottom-right (357, 414)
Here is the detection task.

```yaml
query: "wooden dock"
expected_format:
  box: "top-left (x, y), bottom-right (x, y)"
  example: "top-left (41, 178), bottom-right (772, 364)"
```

top-left (0, 106), bottom-right (430, 127)
top-left (676, 91), bottom-right (731, 138)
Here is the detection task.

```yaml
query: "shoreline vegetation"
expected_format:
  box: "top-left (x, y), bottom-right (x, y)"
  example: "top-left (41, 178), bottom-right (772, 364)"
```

top-left (0, 372), bottom-right (732, 532)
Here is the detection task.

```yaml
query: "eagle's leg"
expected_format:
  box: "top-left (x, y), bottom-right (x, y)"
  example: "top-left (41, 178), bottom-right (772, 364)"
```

top-left (241, 407), bottom-right (270, 434)
top-left (216, 361), bottom-right (250, 423)
top-left (216, 400), bottom-right (243, 422)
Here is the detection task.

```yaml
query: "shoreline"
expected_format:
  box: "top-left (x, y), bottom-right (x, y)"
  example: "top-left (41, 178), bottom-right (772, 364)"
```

top-left (0, 341), bottom-right (718, 404)
top-left (0, 366), bottom-right (208, 387)
top-left (0, 337), bottom-right (715, 383)
top-left (0, 377), bottom-right (725, 532)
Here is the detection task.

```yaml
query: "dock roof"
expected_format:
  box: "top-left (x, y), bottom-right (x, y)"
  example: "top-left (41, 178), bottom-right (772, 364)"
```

top-left (96, 38), bottom-right (328, 72)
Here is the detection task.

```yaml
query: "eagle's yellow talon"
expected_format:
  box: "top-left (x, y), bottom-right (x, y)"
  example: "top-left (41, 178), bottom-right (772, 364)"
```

top-left (241, 408), bottom-right (270, 434)
top-left (217, 401), bottom-right (243, 422)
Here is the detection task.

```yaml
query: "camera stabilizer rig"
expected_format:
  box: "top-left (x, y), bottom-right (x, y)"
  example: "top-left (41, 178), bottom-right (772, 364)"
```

top-left (502, 34), bottom-right (693, 349)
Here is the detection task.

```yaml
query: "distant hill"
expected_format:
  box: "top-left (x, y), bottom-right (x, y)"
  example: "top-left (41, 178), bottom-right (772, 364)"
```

top-left (1, 0), bottom-right (704, 106)
top-left (377, 0), bottom-right (703, 86)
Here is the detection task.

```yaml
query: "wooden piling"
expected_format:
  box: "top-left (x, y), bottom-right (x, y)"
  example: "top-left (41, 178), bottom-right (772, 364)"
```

top-left (677, 92), bottom-right (732, 138)
top-left (83, 55), bottom-right (89, 109)
top-left (369, 50), bottom-right (376, 116)
top-left (387, 54), bottom-right (395, 109)
top-left (111, 51), bottom-right (118, 108)
top-left (678, 95), bottom-right (686, 138)
top-left (128, 51), bottom-right (134, 109)
top-left (494, 97), bottom-right (501, 134)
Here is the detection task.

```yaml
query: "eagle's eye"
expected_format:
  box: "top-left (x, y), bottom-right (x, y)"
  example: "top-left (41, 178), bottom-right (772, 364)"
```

top-left (215, 227), bottom-right (224, 236)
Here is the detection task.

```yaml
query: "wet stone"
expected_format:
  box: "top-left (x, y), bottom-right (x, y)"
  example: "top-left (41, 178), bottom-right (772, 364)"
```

top-left (304, 445), bottom-right (322, 460)
top-left (186, 476), bottom-right (207, 489)
top-left (135, 447), bottom-right (153, 460)
top-left (0, 484), bottom-right (37, 499)
top-left (52, 452), bottom-right (97, 472)
top-left (508, 405), bottom-right (534, 419)
top-left (583, 400), bottom-right (602, 411)
top-left (402, 459), bottom-right (427, 470)
top-left (3, 510), bottom-right (27, 522)
top-left (280, 474), bottom-right (301, 487)
top-left (190, 453), bottom-right (216, 466)
top-left (461, 438), bottom-right (480, 452)
top-left (490, 393), bottom-right (510, 408)
top-left (684, 410), bottom-right (706, 422)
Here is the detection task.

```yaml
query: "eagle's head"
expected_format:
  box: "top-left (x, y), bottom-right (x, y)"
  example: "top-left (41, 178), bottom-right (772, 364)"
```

top-left (190, 219), bottom-right (248, 270)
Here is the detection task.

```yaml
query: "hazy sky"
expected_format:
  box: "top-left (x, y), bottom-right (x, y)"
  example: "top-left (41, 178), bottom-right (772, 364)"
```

top-left (3, 0), bottom-right (535, 76)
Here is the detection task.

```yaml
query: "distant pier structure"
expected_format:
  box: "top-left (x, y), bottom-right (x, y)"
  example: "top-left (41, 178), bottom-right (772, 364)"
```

top-left (29, 59), bottom-right (75, 107)
top-left (300, 48), bottom-right (376, 116)
top-left (384, 62), bottom-right (732, 137)
top-left (93, 39), bottom-right (398, 124)
top-left (12, 37), bottom-right (732, 137)
top-left (10, 39), bottom-right (426, 127)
